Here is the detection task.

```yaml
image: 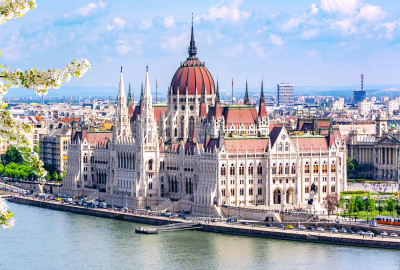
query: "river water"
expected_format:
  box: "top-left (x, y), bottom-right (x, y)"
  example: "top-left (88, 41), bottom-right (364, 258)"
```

top-left (1, 202), bottom-right (400, 270)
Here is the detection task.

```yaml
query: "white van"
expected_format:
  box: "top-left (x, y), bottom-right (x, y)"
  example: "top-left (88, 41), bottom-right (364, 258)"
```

top-left (99, 202), bottom-right (107, 209)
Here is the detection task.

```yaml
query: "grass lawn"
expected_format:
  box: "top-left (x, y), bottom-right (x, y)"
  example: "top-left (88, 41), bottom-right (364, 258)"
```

top-left (339, 210), bottom-right (398, 220)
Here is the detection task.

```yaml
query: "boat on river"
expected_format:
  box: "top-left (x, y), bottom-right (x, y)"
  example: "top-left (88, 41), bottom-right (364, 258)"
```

top-left (135, 226), bottom-right (158, 234)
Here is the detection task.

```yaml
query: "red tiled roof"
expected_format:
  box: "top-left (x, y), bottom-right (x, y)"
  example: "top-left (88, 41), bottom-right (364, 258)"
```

top-left (223, 106), bottom-right (258, 128)
top-left (224, 138), bottom-right (269, 153)
top-left (291, 137), bottom-right (329, 152)
top-left (154, 107), bottom-right (167, 126)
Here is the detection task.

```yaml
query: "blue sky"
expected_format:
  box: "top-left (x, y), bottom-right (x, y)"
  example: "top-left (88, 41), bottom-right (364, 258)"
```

top-left (2, 0), bottom-right (400, 97)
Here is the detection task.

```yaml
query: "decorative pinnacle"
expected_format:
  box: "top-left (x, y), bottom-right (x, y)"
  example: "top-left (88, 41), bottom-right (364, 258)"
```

top-left (244, 78), bottom-right (249, 105)
top-left (188, 13), bottom-right (197, 59)
top-left (121, 66), bottom-right (122, 72)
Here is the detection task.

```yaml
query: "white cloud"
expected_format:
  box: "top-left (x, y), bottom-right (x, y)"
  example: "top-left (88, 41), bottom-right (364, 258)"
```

top-left (115, 40), bottom-right (132, 55)
top-left (113, 17), bottom-right (126, 29)
top-left (161, 33), bottom-right (187, 52)
top-left (204, 0), bottom-right (250, 22)
top-left (381, 21), bottom-right (398, 38)
top-left (358, 4), bottom-right (386, 22)
top-left (106, 24), bottom-right (114, 31)
top-left (300, 29), bottom-right (319, 40)
top-left (140, 19), bottom-right (152, 30)
top-left (310, 3), bottom-right (319, 15)
top-left (250, 42), bottom-right (268, 58)
top-left (282, 17), bottom-right (303, 31)
top-left (331, 19), bottom-right (357, 34)
top-left (270, 34), bottom-right (284, 46)
top-left (3, 35), bottom-right (23, 61)
top-left (320, 0), bottom-right (359, 15)
top-left (64, 1), bottom-right (106, 19)
top-left (164, 16), bottom-right (175, 28)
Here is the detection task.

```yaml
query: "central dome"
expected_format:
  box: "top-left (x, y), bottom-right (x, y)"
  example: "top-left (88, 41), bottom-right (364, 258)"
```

top-left (170, 21), bottom-right (215, 96)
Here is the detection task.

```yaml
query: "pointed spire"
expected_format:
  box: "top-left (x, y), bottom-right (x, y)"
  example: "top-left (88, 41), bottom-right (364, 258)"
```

top-left (140, 81), bottom-right (144, 101)
top-left (244, 78), bottom-right (249, 105)
top-left (144, 65), bottom-right (151, 98)
top-left (260, 77), bottom-right (265, 102)
top-left (118, 67), bottom-right (126, 100)
top-left (127, 82), bottom-right (132, 104)
top-left (258, 77), bottom-right (267, 118)
top-left (215, 79), bottom-right (220, 103)
top-left (188, 13), bottom-right (197, 60)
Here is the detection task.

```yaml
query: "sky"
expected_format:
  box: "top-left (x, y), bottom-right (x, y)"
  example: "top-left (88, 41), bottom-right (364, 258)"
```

top-left (2, 0), bottom-right (400, 98)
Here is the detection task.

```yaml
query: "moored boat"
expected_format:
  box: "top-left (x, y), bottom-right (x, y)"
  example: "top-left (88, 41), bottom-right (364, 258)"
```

top-left (135, 226), bottom-right (158, 234)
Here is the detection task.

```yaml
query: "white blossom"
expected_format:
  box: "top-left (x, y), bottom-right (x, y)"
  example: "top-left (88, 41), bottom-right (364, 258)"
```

top-left (0, 197), bottom-right (15, 229)
top-left (0, 0), bottom-right (36, 25)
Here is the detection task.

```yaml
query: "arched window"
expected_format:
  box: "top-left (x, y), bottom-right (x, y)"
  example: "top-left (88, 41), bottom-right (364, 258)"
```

top-left (83, 153), bottom-right (88, 164)
top-left (230, 189), bottom-right (235, 196)
top-left (248, 164), bottom-right (253, 175)
top-left (239, 164), bottom-right (244, 175)
top-left (322, 185), bottom-right (327, 193)
top-left (148, 159), bottom-right (153, 171)
top-left (285, 142), bottom-right (289, 152)
top-left (180, 117), bottom-right (185, 138)
top-left (313, 162), bottom-right (318, 173)
top-left (272, 163), bottom-right (277, 174)
top-left (249, 188), bottom-right (253, 196)
top-left (322, 161), bottom-right (327, 173)
top-left (278, 163), bottom-right (283, 175)
top-left (221, 189), bottom-right (226, 196)
top-left (331, 185), bottom-right (336, 193)
top-left (174, 128), bottom-right (177, 137)
top-left (291, 163), bottom-right (296, 174)
top-left (277, 143), bottom-right (283, 151)
top-left (148, 182), bottom-right (153, 190)
top-left (230, 164), bottom-right (235, 176)
top-left (220, 164), bottom-right (226, 176)
top-left (285, 163), bottom-right (289, 174)
top-left (331, 162), bottom-right (336, 172)
top-left (240, 188), bottom-right (244, 196)
top-left (188, 117), bottom-right (195, 138)
top-left (305, 186), bottom-right (309, 193)
top-left (257, 163), bottom-right (263, 175)
top-left (305, 162), bottom-right (310, 173)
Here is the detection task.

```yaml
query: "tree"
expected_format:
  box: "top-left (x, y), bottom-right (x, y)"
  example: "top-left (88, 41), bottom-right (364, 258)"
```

top-left (348, 196), bottom-right (356, 215)
top-left (387, 199), bottom-right (395, 215)
top-left (366, 194), bottom-right (375, 212)
top-left (33, 145), bottom-right (39, 155)
top-left (51, 171), bottom-right (59, 182)
top-left (326, 193), bottom-right (339, 215)
top-left (3, 146), bottom-right (23, 164)
top-left (355, 195), bottom-right (365, 212)
top-left (0, 0), bottom-right (90, 229)
top-left (0, 162), bottom-right (4, 174)
top-left (346, 157), bottom-right (354, 171)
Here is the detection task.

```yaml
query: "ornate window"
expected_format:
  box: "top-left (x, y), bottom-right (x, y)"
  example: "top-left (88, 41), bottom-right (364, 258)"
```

top-left (322, 185), bottom-right (327, 193)
top-left (285, 142), bottom-right (289, 152)
top-left (285, 163), bottom-right (289, 174)
top-left (291, 163), bottom-right (296, 174)
top-left (239, 164), bottom-right (244, 176)
top-left (220, 164), bottom-right (226, 176)
top-left (240, 188), bottom-right (244, 196)
top-left (149, 182), bottom-right (153, 190)
top-left (258, 188), bottom-right (262, 195)
top-left (331, 162), bottom-right (336, 172)
top-left (249, 188), bottom-right (253, 196)
top-left (278, 163), bottom-right (283, 175)
top-left (188, 117), bottom-right (195, 137)
top-left (331, 185), bottom-right (336, 193)
top-left (148, 159), bottom-right (153, 171)
top-left (305, 162), bottom-right (310, 173)
top-left (322, 161), bottom-right (327, 173)
top-left (277, 143), bottom-right (283, 151)
top-left (313, 162), bottom-right (318, 173)
top-left (221, 189), bottom-right (226, 196)
top-left (257, 163), bottom-right (262, 175)
top-left (230, 164), bottom-right (235, 176)
top-left (248, 164), bottom-right (253, 175)
top-left (230, 189), bottom-right (235, 196)
top-left (305, 186), bottom-right (309, 193)
top-left (83, 153), bottom-right (88, 164)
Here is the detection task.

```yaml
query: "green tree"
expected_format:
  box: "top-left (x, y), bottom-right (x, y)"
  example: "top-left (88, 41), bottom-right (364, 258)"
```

top-left (366, 194), bottom-right (376, 212)
top-left (51, 171), bottom-right (58, 181)
top-left (337, 195), bottom-right (346, 210)
top-left (355, 195), bottom-right (365, 212)
top-left (3, 146), bottom-right (23, 164)
top-left (387, 199), bottom-right (395, 215)
top-left (33, 145), bottom-right (39, 155)
top-left (0, 163), bottom-right (4, 174)
top-left (348, 196), bottom-right (356, 215)
top-left (346, 157), bottom-right (354, 171)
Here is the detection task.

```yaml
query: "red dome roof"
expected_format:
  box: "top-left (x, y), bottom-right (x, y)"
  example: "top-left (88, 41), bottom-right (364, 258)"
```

top-left (170, 59), bottom-right (215, 96)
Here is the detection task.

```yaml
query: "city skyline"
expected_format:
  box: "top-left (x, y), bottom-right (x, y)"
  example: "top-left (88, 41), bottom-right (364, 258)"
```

top-left (1, 0), bottom-right (400, 95)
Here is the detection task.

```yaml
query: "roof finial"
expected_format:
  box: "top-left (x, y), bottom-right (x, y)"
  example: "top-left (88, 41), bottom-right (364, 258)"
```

top-left (244, 77), bottom-right (250, 105)
top-left (146, 65), bottom-right (148, 72)
top-left (188, 13), bottom-right (197, 60)
top-left (261, 76), bottom-right (265, 100)
top-left (216, 78), bottom-right (220, 103)
top-left (121, 66), bottom-right (122, 72)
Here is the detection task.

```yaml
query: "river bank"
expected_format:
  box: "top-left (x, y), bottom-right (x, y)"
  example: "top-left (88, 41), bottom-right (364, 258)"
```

top-left (7, 195), bottom-right (400, 250)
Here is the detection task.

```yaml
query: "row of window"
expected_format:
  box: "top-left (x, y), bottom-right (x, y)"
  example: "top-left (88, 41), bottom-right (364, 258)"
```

top-left (221, 179), bottom-right (263, 185)
top-left (304, 185), bottom-right (336, 193)
top-left (221, 187), bottom-right (263, 197)
top-left (221, 163), bottom-right (263, 176)
top-left (304, 161), bottom-right (336, 173)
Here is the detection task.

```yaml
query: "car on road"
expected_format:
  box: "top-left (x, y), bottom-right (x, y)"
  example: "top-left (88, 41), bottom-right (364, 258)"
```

top-left (211, 218), bottom-right (218, 222)
top-left (298, 225), bottom-right (306, 230)
top-left (347, 230), bottom-right (355, 234)
top-left (307, 226), bottom-right (316, 231)
top-left (357, 230), bottom-right (366, 235)
top-left (241, 221), bottom-right (249, 225)
top-left (278, 224), bottom-right (285, 228)
top-left (380, 231), bottom-right (388, 236)
top-left (330, 228), bottom-right (338, 233)
top-left (226, 218), bottom-right (234, 223)
top-left (286, 225), bottom-right (294, 229)
top-left (366, 231), bottom-right (374, 236)
top-left (316, 227), bottom-right (324, 231)
top-left (338, 228), bottom-right (347, 233)
top-left (265, 223), bottom-right (273, 227)
top-left (390, 233), bottom-right (398, 237)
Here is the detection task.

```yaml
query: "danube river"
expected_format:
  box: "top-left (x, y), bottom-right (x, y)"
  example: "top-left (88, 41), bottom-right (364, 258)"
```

top-left (2, 202), bottom-right (400, 270)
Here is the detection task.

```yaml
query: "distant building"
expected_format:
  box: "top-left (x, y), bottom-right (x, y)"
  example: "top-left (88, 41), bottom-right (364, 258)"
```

top-left (329, 101), bottom-right (344, 111)
top-left (277, 83), bottom-right (294, 106)
top-left (39, 128), bottom-right (71, 173)
top-left (358, 100), bottom-right (372, 116)
top-left (386, 100), bottom-right (399, 116)
top-left (353, 90), bottom-right (366, 104)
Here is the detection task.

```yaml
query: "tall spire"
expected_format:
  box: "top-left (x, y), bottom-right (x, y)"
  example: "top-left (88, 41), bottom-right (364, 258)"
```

top-left (144, 65), bottom-right (151, 98)
top-left (244, 78), bottom-right (249, 105)
top-left (260, 77), bottom-right (265, 103)
top-left (188, 13), bottom-right (197, 60)
top-left (118, 66), bottom-right (126, 100)
top-left (215, 79), bottom-right (220, 103)
top-left (127, 82), bottom-right (132, 104)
